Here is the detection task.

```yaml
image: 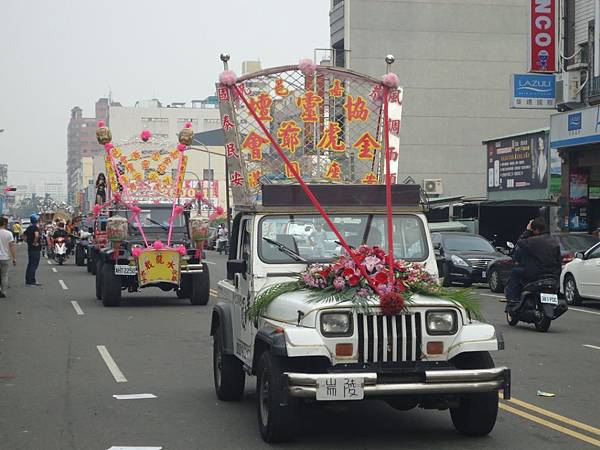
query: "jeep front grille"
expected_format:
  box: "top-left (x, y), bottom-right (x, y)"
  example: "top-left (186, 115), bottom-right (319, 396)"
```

top-left (357, 313), bottom-right (422, 363)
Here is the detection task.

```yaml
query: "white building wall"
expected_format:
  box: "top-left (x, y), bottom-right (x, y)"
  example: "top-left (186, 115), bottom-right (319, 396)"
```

top-left (332, 0), bottom-right (553, 198)
top-left (575, 0), bottom-right (593, 46)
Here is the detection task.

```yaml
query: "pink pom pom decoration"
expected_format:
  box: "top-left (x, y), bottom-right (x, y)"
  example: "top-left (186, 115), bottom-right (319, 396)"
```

top-left (104, 143), bottom-right (114, 152)
top-left (132, 247), bottom-right (143, 258)
top-left (152, 240), bottom-right (164, 250)
top-left (214, 206), bottom-right (225, 215)
top-left (219, 70), bottom-right (237, 87)
top-left (130, 205), bottom-right (141, 215)
top-left (195, 191), bottom-right (204, 200)
top-left (176, 244), bottom-right (187, 256)
top-left (140, 129), bottom-right (152, 142)
top-left (382, 72), bottom-right (400, 89)
top-left (93, 204), bottom-right (102, 217)
top-left (177, 143), bottom-right (186, 152)
top-left (174, 205), bottom-right (184, 216)
top-left (298, 58), bottom-right (317, 77)
top-left (184, 122), bottom-right (192, 129)
top-left (113, 192), bottom-right (122, 203)
top-left (98, 120), bottom-right (106, 128)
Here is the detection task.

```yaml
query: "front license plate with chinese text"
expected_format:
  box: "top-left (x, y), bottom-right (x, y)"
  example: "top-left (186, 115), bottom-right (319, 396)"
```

top-left (540, 293), bottom-right (558, 305)
top-left (316, 376), bottom-right (364, 401)
top-left (114, 264), bottom-right (137, 276)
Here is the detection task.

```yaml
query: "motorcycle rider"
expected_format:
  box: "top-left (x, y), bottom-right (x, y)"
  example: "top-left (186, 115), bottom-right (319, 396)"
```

top-left (506, 217), bottom-right (561, 306)
top-left (53, 222), bottom-right (69, 241)
top-left (216, 223), bottom-right (228, 255)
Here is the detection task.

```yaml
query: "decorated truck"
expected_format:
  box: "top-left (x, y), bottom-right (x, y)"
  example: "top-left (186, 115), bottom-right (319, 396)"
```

top-left (209, 55), bottom-right (510, 442)
top-left (92, 122), bottom-right (215, 306)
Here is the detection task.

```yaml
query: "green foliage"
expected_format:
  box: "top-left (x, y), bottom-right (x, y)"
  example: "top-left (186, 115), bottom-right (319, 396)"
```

top-left (247, 281), bottom-right (300, 320)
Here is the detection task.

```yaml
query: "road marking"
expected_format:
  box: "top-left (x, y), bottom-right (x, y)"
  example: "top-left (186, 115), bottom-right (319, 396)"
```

top-left (499, 403), bottom-right (600, 447)
top-left (51, 267), bottom-right (57, 273)
top-left (113, 393), bottom-right (157, 400)
top-left (71, 301), bottom-right (84, 316)
top-left (97, 346), bottom-right (128, 383)
top-left (570, 307), bottom-right (600, 317)
top-left (584, 344), bottom-right (600, 351)
top-left (479, 293), bottom-right (504, 299)
top-left (210, 289), bottom-right (218, 294)
top-left (47, 260), bottom-right (52, 265)
top-left (505, 396), bottom-right (600, 436)
top-left (58, 279), bottom-right (68, 290)
top-left (107, 447), bottom-right (162, 450)
top-left (210, 293), bottom-right (217, 298)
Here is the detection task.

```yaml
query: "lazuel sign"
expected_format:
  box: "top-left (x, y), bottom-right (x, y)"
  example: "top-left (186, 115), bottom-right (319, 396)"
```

top-left (511, 73), bottom-right (555, 109)
top-left (529, 0), bottom-right (557, 73)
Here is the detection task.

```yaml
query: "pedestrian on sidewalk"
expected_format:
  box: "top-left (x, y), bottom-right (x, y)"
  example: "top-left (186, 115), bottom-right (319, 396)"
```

top-left (0, 217), bottom-right (17, 297)
top-left (23, 214), bottom-right (42, 286)
top-left (11, 220), bottom-right (21, 243)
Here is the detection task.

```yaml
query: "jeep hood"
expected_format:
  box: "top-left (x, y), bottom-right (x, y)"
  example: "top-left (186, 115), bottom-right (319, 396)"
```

top-left (262, 289), bottom-right (461, 326)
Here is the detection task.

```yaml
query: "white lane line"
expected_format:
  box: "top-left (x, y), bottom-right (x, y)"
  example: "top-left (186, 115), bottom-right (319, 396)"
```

top-left (570, 307), bottom-right (600, 317)
top-left (71, 301), bottom-right (84, 316)
top-left (97, 346), bottom-right (128, 383)
top-left (107, 447), bottom-right (162, 450)
top-left (210, 289), bottom-right (218, 294)
top-left (52, 267), bottom-right (57, 273)
top-left (47, 260), bottom-right (52, 265)
top-left (113, 393), bottom-right (157, 400)
top-left (210, 293), bottom-right (217, 298)
top-left (583, 344), bottom-right (600, 351)
top-left (58, 279), bottom-right (68, 290)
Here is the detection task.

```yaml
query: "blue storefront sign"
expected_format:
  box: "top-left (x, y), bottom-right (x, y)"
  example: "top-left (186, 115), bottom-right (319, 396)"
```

top-left (511, 73), bottom-right (555, 109)
top-left (567, 112), bottom-right (582, 131)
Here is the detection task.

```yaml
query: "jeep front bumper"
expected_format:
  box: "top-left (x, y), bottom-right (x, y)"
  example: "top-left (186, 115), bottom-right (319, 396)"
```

top-left (284, 367), bottom-right (511, 400)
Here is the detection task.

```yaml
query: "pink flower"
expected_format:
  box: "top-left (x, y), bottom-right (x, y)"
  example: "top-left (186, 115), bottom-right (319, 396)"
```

top-left (93, 204), bottom-right (102, 217)
top-left (363, 255), bottom-right (381, 272)
top-left (132, 247), bottom-right (143, 257)
top-left (113, 192), bottom-right (121, 203)
top-left (214, 206), bottom-right (224, 215)
top-left (176, 244), bottom-right (187, 256)
top-left (382, 72), bottom-right (400, 88)
top-left (195, 191), bottom-right (204, 200)
top-left (219, 70), bottom-right (237, 86)
top-left (333, 277), bottom-right (345, 290)
top-left (152, 240), bottom-right (164, 250)
top-left (97, 120), bottom-right (106, 128)
top-left (298, 58), bottom-right (317, 76)
top-left (184, 122), bottom-right (193, 129)
top-left (177, 143), bottom-right (186, 152)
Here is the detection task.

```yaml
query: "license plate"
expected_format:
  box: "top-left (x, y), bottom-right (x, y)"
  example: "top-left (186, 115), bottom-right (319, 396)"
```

top-left (540, 293), bottom-right (558, 305)
top-left (316, 376), bottom-right (364, 401)
top-left (481, 270), bottom-right (487, 278)
top-left (114, 264), bottom-right (137, 276)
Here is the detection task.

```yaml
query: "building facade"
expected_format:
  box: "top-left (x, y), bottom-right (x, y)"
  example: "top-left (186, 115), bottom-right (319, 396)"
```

top-left (329, 0), bottom-right (552, 198)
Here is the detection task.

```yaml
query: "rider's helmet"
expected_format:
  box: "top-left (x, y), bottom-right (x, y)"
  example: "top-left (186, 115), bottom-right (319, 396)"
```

top-left (30, 214), bottom-right (39, 223)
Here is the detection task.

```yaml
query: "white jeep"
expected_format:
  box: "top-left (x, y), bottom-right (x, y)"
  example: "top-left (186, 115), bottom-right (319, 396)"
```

top-left (210, 185), bottom-right (510, 443)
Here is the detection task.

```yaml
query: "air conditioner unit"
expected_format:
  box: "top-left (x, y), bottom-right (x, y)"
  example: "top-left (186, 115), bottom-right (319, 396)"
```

top-left (423, 178), bottom-right (443, 195)
top-left (555, 71), bottom-right (581, 105)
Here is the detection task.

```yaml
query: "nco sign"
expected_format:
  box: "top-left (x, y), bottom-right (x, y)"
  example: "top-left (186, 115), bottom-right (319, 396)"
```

top-left (529, 0), bottom-right (557, 73)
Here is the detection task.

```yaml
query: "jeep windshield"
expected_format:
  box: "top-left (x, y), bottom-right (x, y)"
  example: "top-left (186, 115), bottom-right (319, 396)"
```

top-left (129, 207), bottom-right (186, 232)
top-left (259, 214), bottom-right (427, 263)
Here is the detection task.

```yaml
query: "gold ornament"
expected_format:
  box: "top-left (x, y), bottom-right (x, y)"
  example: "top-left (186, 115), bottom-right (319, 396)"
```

top-left (96, 127), bottom-right (112, 145)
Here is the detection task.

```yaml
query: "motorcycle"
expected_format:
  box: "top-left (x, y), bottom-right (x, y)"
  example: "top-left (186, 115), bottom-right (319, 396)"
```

top-left (506, 276), bottom-right (568, 332)
top-left (54, 237), bottom-right (68, 265)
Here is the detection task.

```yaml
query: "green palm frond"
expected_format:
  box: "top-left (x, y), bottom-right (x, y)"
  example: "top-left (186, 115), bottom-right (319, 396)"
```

top-left (247, 281), bottom-right (300, 321)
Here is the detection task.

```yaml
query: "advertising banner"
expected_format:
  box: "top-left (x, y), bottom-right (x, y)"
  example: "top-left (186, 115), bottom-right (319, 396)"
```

top-left (528, 0), bottom-right (557, 72)
top-left (487, 131), bottom-right (549, 191)
top-left (569, 169), bottom-right (589, 205)
top-left (511, 73), bottom-right (555, 109)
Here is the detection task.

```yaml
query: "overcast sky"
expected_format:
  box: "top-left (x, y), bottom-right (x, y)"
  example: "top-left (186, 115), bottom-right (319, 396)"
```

top-left (0, 0), bottom-right (330, 189)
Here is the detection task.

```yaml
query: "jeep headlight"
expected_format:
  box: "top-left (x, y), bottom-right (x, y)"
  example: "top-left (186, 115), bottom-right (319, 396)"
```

top-left (426, 310), bottom-right (458, 335)
top-left (320, 312), bottom-right (353, 337)
top-left (451, 255), bottom-right (469, 267)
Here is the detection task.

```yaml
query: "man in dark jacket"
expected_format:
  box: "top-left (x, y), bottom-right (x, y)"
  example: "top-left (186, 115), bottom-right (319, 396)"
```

top-left (506, 217), bottom-right (561, 304)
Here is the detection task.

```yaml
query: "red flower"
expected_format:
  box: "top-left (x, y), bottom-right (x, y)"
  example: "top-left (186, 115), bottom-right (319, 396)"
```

top-left (394, 280), bottom-right (407, 292)
top-left (380, 292), bottom-right (405, 316)
top-left (343, 268), bottom-right (356, 278)
top-left (348, 275), bottom-right (360, 286)
top-left (321, 267), bottom-right (332, 279)
top-left (374, 271), bottom-right (388, 285)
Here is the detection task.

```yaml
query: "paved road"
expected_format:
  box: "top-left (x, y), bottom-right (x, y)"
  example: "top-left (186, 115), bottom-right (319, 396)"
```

top-left (1, 245), bottom-right (600, 449)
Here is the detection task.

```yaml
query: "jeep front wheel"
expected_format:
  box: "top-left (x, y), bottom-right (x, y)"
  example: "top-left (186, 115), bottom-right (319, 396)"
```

top-left (75, 245), bottom-right (85, 266)
top-left (101, 263), bottom-right (122, 307)
top-left (256, 352), bottom-right (298, 443)
top-left (190, 264), bottom-right (210, 305)
top-left (95, 260), bottom-right (103, 300)
top-left (213, 326), bottom-right (245, 401)
top-left (450, 351), bottom-right (498, 437)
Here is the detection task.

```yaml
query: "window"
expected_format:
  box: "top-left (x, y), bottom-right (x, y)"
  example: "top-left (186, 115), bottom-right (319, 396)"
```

top-left (586, 243), bottom-right (600, 260)
top-left (203, 118), bottom-right (221, 129)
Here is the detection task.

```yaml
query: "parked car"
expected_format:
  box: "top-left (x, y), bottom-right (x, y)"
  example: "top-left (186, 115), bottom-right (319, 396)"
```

top-left (560, 241), bottom-right (600, 305)
top-left (486, 232), bottom-right (599, 293)
top-left (431, 232), bottom-right (504, 287)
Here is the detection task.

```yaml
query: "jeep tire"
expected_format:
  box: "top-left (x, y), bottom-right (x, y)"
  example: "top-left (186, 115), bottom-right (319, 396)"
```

top-left (90, 250), bottom-right (97, 275)
top-left (176, 275), bottom-right (192, 299)
top-left (95, 260), bottom-right (103, 300)
top-left (213, 325), bottom-right (245, 401)
top-left (190, 264), bottom-right (210, 305)
top-left (450, 351), bottom-right (498, 437)
top-left (101, 262), bottom-right (122, 307)
top-left (75, 245), bottom-right (85, 266)
top-left (256, 352), bottom-right (298, 443)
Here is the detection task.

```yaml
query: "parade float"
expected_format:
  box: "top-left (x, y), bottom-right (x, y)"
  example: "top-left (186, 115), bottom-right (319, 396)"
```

top-left (208, 54), bottom-right (510, 443)
top-left (92, 120), bottom-right (219, 306)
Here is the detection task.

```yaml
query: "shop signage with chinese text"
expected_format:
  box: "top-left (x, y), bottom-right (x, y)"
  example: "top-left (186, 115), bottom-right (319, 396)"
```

top-left (510, 73), bottom-right (555, 109)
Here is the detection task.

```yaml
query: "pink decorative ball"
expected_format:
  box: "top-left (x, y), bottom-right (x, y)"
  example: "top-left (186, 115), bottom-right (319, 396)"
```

top-left (113, 192), bottom-right (122, 203)
top-left (132, 247), bottom-right (143, 258)
top-left (152, 240), bottom-right (164, 250)
top-left (214, 206), bottom-right (225, 215)
top-left (382, 72), bottom-right (400, 89)
top-left (184, 122), bottom-right (192, 129)
top-left (140, 129), bottom-right (152, 142)
top-left (130, 205), bottom-right (141, 214)
top-left (98, 120), bottom-right (106, 128)
top-left (219, 70), bottom-right (237, 87)
top-left (298, 58), bottom-right (317, 76)
top-left (176, 244), bottom-right (187, 256)
top-left (104, 143), bottom-right (114, 152)
top-left (174, 205), bottom-right (184, 215)
top-left (93, 204), bottom-right (102, 217)
top-left (177, 143), bottom-right (186, 152)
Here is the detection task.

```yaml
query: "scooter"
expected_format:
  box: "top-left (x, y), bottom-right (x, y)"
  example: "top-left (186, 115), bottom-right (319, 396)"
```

top-left (54, 237), bottom-right (68, 265)
top-left (505, 276), bottom-right (568, 332)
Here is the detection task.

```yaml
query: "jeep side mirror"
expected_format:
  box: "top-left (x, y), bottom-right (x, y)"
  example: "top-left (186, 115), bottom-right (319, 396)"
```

top-left (227, 259), bottom-right (247, 275)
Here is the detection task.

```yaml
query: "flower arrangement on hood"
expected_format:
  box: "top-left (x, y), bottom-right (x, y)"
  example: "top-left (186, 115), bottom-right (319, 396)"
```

top-left (248, 245), bottom-right (479, 320)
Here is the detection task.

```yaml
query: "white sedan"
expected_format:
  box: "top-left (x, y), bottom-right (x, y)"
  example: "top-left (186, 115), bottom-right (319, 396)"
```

top-left (560, 242), bottom-right (600, 305)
